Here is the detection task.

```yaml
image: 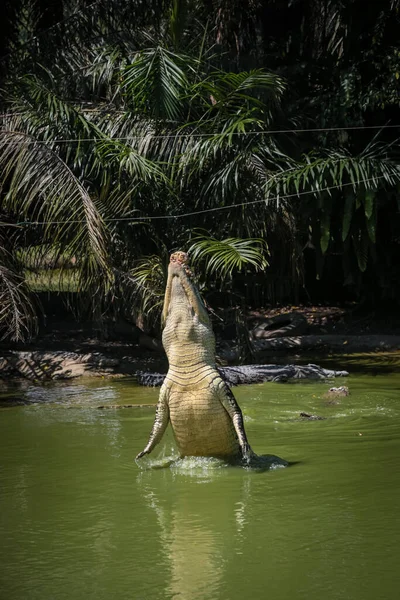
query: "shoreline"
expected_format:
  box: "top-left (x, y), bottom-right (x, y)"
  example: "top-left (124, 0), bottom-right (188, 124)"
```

top-left (1, 334), bottom-right (400, 381)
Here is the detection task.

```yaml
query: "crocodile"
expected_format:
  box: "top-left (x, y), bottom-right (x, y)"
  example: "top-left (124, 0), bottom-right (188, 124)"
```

top-left (136, 251), bottom-right (254, 463)
top-left (137, 364), bottom-right (349, 386)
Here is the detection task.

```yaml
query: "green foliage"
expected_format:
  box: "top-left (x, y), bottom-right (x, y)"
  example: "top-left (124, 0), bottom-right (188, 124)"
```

top-left (1, 0), bottom-right (400, 340)
top-left (263, 145), bottom-right (400, 273)
top-left (123, 46), bottom-right (190, 121)
top-left (342, 190), bottom-right (354, 242)
top-left (0, 244), bottom-right (37, 341)
top-left (129, 254), bottom-right (167, 319)
top-left (0, 130), bottom-right (111, 285)
top-left (188, 234), bottom-right (269, 282)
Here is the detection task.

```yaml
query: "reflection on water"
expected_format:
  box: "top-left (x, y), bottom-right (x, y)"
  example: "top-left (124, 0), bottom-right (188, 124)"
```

top-left (136, 454), bottom-right (288, 599)
top-left (1, 357), bottom-right (400, 600)
top-left (137, 462), bottom-right (255, 600)
top-left (0, 377), bottom-right (156, 407)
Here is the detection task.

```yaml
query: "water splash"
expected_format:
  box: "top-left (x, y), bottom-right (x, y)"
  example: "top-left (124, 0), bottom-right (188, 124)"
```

top-left (135, 448), bottom-right (289, 474)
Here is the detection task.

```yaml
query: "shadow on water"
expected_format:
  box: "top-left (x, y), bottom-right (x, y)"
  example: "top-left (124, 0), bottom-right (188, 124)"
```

top-left (135, 453), bottom-right (289, 600)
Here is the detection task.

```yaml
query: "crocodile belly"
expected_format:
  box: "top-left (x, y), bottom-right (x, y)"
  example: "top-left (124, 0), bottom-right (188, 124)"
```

top-left (169, 387), bottom-right (240, 458)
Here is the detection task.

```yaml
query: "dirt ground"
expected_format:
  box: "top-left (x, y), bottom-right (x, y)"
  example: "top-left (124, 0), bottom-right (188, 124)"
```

top-left (246, 304), bottom-right (400, 336)
top-left (2, 304), bottom-right (400, 355)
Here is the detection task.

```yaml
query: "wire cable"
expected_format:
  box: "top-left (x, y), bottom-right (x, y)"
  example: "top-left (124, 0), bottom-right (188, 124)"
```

top-left (0, 123), bottom-right (399, 143)
top-left (1, 174), bottom-right (387, 228)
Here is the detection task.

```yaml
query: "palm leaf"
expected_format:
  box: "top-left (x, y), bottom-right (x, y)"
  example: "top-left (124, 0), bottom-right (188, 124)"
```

top-left (123, 46), bottom-right (191, 121)
top-left (188, 234), bottom-right (269, 281)
top-left (0, 244), bottom-right (37, 341)
top-left (129, 254), bottom-right (167, 319)
top-left (0, 130), bottom-right (111, 289)
top-left (352, 229), bottom-right (369, 272)
top-left (320, 209), bottom-right (331, 254)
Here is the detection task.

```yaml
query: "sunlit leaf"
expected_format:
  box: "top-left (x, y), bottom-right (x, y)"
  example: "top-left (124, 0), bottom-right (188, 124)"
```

top-left (188, 234), bottom-right (269, 281)
top-left (364, 189), bottom-right (375, 219)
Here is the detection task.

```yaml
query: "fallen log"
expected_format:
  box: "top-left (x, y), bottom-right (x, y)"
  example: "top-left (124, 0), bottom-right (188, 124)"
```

top-left (0, 350), bottom-right (349, 383)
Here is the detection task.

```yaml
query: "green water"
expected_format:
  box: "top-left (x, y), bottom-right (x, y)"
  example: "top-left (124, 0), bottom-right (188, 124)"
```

top-left (1, 360), bottom-right (400, 600)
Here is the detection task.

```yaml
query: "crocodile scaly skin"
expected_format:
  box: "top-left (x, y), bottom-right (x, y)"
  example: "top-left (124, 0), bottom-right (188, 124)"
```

top-left (136, 252), bottom-right (253, 461)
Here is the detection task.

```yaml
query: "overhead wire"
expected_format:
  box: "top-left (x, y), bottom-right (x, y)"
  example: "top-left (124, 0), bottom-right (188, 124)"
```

top-left (0, 7), bottom-right (395, 226)
top-left (0, 122), bottom-right (400, 143)
top-left (0, 174), bottom-right (387, 228)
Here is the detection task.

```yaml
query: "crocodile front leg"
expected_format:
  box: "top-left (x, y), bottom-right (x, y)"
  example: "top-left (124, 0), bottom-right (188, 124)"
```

top-left (136, 384), bottom-right (170, 459)
top-left (216, 379), bottom-right (255, 464)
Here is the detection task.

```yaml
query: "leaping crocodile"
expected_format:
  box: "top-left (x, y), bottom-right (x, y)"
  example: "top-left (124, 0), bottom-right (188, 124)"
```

top-left (136, 251), bottom-right (254, 463)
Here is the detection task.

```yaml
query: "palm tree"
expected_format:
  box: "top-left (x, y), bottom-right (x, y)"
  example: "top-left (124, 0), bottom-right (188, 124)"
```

top-left (0, 1), bottom-right (278, 338)
top-left (1, 0), bottom-right (400, 341)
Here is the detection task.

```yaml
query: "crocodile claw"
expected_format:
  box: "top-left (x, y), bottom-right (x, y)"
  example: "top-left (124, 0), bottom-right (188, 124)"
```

top-left (135, 449), bottom-right (149, 460)
top-left (241, 443), bottom-right (255, 465)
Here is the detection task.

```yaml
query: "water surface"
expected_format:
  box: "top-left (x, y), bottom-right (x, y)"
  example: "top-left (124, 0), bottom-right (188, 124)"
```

top-left (1, 358), bottom-right (400, 600)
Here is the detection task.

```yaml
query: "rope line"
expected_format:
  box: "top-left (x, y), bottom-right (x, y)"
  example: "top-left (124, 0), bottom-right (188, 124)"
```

top-left (0, 123), bottom-right (398, 143)
top-left (0, 174), bottom-right (387, 228)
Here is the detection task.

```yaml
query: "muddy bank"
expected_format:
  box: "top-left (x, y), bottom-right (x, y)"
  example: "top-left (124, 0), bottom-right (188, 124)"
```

top-left (1, 333), bottom-right (400, 382)
top-left (0, 350), bottom-right (165, 381)
top-left (0, 348), bottom-right (349, 384)
top-left (2, 305), bottom-right (400, 381)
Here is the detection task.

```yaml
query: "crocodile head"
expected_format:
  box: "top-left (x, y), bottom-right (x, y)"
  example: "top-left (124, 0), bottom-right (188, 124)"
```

top-left (170, 250), bottom-right (188, 265)
top-left (169, 251), bottom-right (192, 277)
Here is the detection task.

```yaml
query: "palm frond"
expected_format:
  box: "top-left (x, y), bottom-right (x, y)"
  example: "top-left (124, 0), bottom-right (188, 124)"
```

top-left (95, 139), bottom-right (167, 184)
top-left (262, 143), bottom-right (400, 270)
top-left (188, 234), bottom-right (269, 281)
top-left (263, 145), bottom-right (400, 200)
top-left (195, 69), bottom-right (285, 120)
top-left (0, 130), bottom-right (111, 288)
top-left (129, 254), bottom-right (167, 319)
top-left (123, 46), bottom-right (191, 121)
top-left (0, 245), bottom-right (37, 341)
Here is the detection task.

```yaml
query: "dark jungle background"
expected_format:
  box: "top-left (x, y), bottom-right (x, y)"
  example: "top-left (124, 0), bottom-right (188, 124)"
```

top-left (1, 0), bottom-right (400, 342)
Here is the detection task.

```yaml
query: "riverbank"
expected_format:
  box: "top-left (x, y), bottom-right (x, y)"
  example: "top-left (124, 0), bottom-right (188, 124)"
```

top-left (1, 336), bottom-right (400, 382)
top-left (1, 305), bottom-right (400, 381)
